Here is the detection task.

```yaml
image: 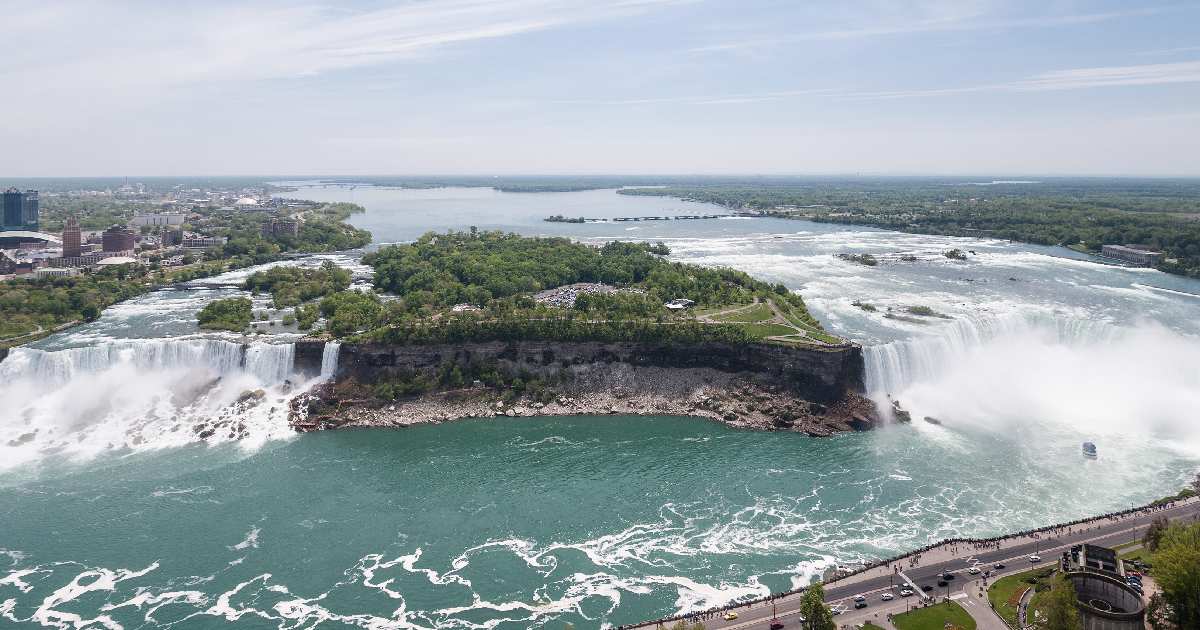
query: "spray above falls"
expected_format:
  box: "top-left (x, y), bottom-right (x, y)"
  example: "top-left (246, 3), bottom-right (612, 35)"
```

top-left (864, 312), bottom-right (1200, 448)
top-left (0, 339), bottom-right (341, 473)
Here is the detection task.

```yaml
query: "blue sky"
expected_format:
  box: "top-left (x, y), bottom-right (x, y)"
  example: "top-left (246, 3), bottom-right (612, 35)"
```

top-left (3, 0), bottom-right (1199, 176)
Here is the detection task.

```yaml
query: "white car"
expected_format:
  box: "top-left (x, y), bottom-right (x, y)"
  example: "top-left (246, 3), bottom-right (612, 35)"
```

top-left (830, 605), bottom-right (846, 616)
top-left (899, 588), bottom-right (914, 597)
top-left (852, 594), bottom-right (866, 602)
top-left (1029, 555), bottom-right (1042, 563)
top-left (968, 567), bottom-right (981, 574)
top-left (881, 593), bottom-right (895, 601)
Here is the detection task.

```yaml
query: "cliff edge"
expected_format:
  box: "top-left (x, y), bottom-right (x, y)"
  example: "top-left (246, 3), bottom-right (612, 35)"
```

top-left (291, 340), bottom-right (878, 435)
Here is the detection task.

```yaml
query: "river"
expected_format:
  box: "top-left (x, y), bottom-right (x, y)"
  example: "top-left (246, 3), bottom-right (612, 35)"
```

top-left (1, 184), bottom-right (1197, 629)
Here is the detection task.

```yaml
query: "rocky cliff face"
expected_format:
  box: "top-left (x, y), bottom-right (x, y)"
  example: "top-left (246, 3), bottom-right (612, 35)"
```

top-left (292, 341), bottom-right (877, 436)
top-left (339, 341), bottom-right (862, 401)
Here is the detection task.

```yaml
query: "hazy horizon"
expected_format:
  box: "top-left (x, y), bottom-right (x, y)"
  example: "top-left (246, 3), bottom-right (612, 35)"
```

top-left (4, 0), bottom-right (1200, 177)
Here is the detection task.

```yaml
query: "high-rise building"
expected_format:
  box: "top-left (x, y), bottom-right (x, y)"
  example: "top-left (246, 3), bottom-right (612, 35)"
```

top-left (2, 188), bottom-right (22, 229)
top-left (101, 225), bottom-right (138, 253)
top-left (62, 217), bottom-right (82, 258)
top-left (21, 190), bottom-right (38, 230)
top-left (1, 188), bottom-right (38, 230)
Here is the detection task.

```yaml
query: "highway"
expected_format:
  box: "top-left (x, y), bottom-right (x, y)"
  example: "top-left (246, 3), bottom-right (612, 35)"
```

top-left (628, 496), bottom-right (1199, 630)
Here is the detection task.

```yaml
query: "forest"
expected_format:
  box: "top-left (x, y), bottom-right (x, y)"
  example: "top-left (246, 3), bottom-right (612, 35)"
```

top-left (347, 230), bottom-right (835, 346)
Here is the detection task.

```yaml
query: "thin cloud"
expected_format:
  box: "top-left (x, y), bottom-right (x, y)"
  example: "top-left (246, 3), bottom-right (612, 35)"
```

top-left (552, 89), bottom-right (837, 106)
top-left (847, 60), bottom-right (1200, 100)
top-left (687, 6), bottom-right (1169, 54)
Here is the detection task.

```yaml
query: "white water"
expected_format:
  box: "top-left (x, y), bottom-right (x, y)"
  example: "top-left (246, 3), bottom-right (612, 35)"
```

top-left (321, 341), bottom-right (341, 379)
top-left (864, 313), bottom-right (1200, 449)
top-left (0, 339), bottom-right (306, 472)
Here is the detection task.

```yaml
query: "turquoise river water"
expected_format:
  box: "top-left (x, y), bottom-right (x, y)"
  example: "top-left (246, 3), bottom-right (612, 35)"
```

top-left (1, 184), bottom-right (1198, 629)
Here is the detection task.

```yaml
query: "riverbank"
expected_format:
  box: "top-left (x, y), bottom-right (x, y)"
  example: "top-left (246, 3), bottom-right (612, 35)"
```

top-left (624, 493), bottom-right (1200, 629)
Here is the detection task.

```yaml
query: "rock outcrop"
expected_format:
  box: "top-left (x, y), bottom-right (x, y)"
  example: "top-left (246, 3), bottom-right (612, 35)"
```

top-left (291, 341), bottom-right (878, 436)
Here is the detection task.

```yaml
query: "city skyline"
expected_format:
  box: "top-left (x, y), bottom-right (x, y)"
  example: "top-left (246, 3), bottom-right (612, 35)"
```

top-left (2, 0), bottom-right (1200, 176)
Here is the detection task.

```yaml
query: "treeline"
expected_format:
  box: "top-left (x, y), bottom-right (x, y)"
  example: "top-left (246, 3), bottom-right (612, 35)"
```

top-left (196, 297), bottom-right (252, 332)
top-left (366, 316), bottom-right (757, 346)
top-left (365, 230), bottom-right (794, 310)
top-left (244, 261), bottom-right (351, 308)
top-left (0, 269), bottom-right (151, 342)
top-left (620, 183), bottom-right (1200, 278)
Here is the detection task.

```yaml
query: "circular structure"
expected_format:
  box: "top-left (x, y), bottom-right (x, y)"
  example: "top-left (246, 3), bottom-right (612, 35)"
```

top-left (1068, 571), bottom-right (1145, 630)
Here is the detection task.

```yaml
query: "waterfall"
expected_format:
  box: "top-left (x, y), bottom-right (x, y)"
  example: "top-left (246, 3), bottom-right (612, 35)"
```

top-left (0, 339), bottom-right (296, 390)
top-left (861, 312), bottom-right (1200, 444)
top-left (320, 341), bottom-right (341, 379)
top-left (0, 338), bottom-right (307, 473)
top-left (863, 312), bottom-right (1124, 397)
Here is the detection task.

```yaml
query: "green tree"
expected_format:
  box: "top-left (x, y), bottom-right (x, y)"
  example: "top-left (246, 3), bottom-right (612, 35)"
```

top-left (1144, 515), bottom-right (1170, 552)
top-left (1041, 575), bottom-right (1083, 630)
top-left (1155, 521), bottom-right (1200, 629)
top-left (798, 584), bottom-right (835, 630)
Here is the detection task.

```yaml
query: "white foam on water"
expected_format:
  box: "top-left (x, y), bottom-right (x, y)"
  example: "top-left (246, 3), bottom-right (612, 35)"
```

top-left (0, 339), bottom-right (318, 473)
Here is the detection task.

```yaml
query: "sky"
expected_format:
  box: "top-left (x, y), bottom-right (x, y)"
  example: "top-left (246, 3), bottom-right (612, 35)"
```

top-left (2, 0), bottom-right (1199, 177)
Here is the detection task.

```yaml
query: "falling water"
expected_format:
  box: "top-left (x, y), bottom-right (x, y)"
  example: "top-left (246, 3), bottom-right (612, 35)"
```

top-left (0, 339), bottom-right (306, 472)
top-left (320, 341), bottom-right (341, 379)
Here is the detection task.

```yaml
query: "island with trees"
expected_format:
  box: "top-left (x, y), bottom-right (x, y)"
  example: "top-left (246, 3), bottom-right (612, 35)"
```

top-left (291, 230), bottom-right (878, 436)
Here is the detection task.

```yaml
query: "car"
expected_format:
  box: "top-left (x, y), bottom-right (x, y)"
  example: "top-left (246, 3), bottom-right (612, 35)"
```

top-left (994, 563), bottom-right (1006, 569)
top-left (722, 612), bottom-right (738, 621)
top-left (855, 601), bottom-right (868, 609)
top-left (852, 594), bottom-right (866, 602)
top-left (942, 572), bottom-right (955, 580)
top-left (937, 580), bottom-right (948, 587)
top-left (1128, 571), bottom-right (1142, 577)
top-left (770, 622), bottom-right (785, 630)
top-left (1128, 583), bottom-right (1144, 594)
top-left (921, 585), bottom-right (934, 592)
top-left (881, 593), bottom-right (894, 601)
top-left (1127, 575), bottom-right (1142, 583)
top-left (830, 605), bottom-right (846, 616)
top-left (899, 588), bottom-right (914, 597)
top-left (968, 567), bottom-right (981, 575)
top-left (1029, 555), bottom-right (1042, 563)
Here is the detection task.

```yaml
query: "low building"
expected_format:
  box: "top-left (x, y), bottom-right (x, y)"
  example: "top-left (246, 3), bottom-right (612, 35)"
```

top-left (181, 236), bottom-right (227, 250)
top-left (261, 217), bottom-right (300, 238)
top-left (34, 267), bottom-right (79, 279)
top-left (52, 251), bottom-right (133, 268)
top-left (1101, 245), bottom-right (1163, 267)
top-left (102, 225), bottom-right (138, 253)
top-left (130, 213), bottom-right (186, 227)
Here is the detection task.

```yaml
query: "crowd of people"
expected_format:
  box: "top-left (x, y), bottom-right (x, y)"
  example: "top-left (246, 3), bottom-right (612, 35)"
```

top-left (618, 494), bottom-right (1195, 630)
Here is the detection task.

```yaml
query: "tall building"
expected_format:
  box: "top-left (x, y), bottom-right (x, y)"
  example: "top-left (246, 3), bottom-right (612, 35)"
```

top-left (101, 225), bottom-right (137, 253)
top-left (62, 217), bottom-right (82, 258)
top-left (2, 188), bottom-right (21, 229)
top-left (1, 188), bottom-right (38, 230)
top-left (22, 190), bottom-right (38, 230)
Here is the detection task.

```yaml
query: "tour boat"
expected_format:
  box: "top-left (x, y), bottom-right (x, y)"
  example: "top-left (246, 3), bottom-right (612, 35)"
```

top-left (1082, 442), bottom-right (1098, 458)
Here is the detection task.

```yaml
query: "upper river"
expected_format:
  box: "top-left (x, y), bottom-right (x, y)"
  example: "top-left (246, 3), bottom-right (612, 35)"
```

top-left (1, 184), bottom-right (1198, 629)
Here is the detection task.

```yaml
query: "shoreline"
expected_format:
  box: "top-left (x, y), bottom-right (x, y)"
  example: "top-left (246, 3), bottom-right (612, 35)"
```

top-left (623, 492), bottom-right (1200, 629)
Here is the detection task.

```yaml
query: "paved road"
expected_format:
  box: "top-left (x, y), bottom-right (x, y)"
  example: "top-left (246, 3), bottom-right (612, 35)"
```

top-left (632, 497), bottom-right (1199, 630)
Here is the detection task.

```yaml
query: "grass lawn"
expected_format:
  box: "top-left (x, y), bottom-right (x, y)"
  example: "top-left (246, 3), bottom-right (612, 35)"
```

top-left (709, 302), bottom-right (774, 323)
top-left (892, 601), bottom-right (976, 630)
top-left (987, 567), bottom-right (1055, 627)
top-left (741, 322), bottom-right (799, 338)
